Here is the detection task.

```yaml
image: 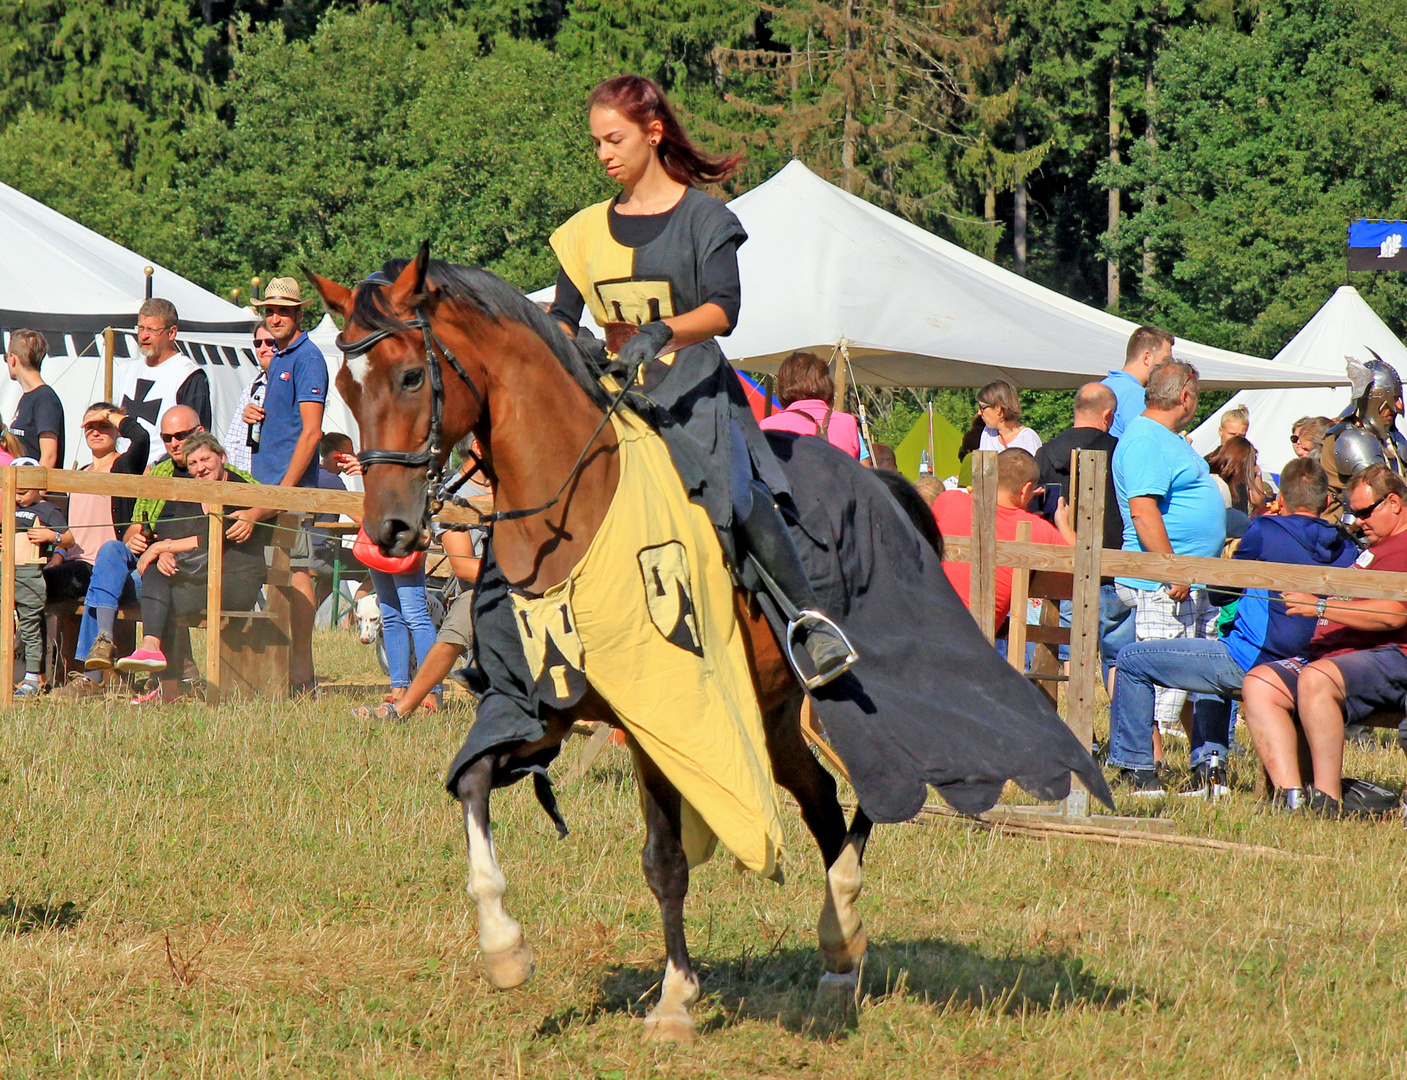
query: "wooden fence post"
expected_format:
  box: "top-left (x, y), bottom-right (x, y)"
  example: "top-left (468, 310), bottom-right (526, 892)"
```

top-left (1, 466), bottom-right (14, 709)
top-left (1064, 448), bottom-right (1107, 819)
top-left (205, 505), bottom-right (224, 707)
top-left (970, 451), bottom-right (999, 643)
top-left (1006, 520), bottom-right (1033, 670)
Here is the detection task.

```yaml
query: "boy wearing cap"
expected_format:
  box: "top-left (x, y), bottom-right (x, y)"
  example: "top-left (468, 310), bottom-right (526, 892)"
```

top-left (245, 277), bottom-right (327, 694)
top-left (8, 464), bottom-right (74, 696)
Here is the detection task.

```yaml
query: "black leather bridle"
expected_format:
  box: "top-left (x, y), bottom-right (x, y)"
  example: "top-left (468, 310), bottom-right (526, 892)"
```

top-left (338, 276), bottom-right (644, 528)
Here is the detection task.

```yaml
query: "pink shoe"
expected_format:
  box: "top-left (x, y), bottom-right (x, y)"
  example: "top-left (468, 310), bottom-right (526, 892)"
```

top-left (130, 687), bottom-right (164, 706)
top-left (115, 649), bottom-right (167, 674)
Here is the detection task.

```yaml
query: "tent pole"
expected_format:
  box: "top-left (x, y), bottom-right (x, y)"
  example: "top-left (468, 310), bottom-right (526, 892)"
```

top-left (102, 328), bottom-right (114, 401)
top-left (926, 402), bottom-right (936, 475)
top-left (832, 340), bottom-right (850, 412)
top-left (144, 265), bottom-right (153, 300)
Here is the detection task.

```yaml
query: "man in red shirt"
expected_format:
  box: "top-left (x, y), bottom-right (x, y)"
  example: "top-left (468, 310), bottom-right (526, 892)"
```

top-left (1243, 464), bottom-right (1407, 813)
top-left (933, 448), bottom-right (1075, 629)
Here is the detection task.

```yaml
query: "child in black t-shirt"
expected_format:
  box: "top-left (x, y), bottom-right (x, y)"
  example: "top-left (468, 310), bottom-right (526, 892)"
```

top-left (9, 475), bottom-right (73, 696)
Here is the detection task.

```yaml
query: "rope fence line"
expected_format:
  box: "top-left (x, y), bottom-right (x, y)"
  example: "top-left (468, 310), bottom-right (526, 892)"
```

top-left (0, 465), bottom-right (490, 710)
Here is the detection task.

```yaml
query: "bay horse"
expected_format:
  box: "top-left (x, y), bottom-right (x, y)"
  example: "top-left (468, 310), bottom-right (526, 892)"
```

top-left (309, 246), bottom-right (915, 1042)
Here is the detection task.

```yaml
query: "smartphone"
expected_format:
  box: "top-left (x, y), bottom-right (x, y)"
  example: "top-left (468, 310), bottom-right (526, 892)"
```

top-left (1041, 482), bottom-right (1063, 520)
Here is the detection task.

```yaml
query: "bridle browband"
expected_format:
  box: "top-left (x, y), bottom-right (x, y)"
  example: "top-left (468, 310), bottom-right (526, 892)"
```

top-left (338, 272), bottom-right (642, 528)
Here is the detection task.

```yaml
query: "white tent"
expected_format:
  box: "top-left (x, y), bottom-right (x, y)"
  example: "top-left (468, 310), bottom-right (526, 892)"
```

top-left (537, 160), bottom-right (1345, 391)
top-left (307, 314), bottom-right (364, 451)
top-left (1188, 287), bottom-right (1407, 462)
top-left (0, 180), bottom-right (358, 463)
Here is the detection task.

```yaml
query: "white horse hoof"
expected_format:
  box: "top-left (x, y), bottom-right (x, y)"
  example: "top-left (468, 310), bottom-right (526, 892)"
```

top-left (643, 1009), bottom-right (697, 1044)
top-left (482, 938), bottom-right (535, 990)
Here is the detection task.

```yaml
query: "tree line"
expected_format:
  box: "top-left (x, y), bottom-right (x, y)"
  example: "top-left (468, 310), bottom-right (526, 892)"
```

top-left (3, 0), bottom-right (1405, 440)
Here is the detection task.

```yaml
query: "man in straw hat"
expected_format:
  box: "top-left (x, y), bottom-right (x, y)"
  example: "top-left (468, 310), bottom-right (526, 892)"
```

top-left (245, 276), bottom-right (328, 695)
top-left (116, 298), bottom-right (212, 467)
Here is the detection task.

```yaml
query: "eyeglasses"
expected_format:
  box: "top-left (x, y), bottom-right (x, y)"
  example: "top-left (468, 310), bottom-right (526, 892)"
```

top-left (253, 337), bottom-right (276, 348)
top-left (1351, 492), bottom-right (1394, 520)
top-left (161, 427), bottom-right (197, 444)
top-left (136, 322), bottom-right (174, 336)
top-left (977, 401), bottom-right (995, 411)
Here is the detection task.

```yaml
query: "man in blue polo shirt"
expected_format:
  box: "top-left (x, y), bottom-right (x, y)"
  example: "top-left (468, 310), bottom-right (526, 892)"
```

top-left (1108, 358), bottom-right (1226, 792)
top-left (1106, 457), bottom-right (1355, 796)
top-left (246, 277), bottom-right (327, 694)
top-left (1102, 325), bottom-right (1175, 439)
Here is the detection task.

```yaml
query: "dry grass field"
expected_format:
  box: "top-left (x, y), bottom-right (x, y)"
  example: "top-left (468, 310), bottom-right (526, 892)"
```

top-left (4, 629), bottom-right (1407, 1077)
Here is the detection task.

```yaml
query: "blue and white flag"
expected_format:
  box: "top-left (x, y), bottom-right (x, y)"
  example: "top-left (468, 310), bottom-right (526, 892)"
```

top-left (1349, 220), bottom-right (1407, 271)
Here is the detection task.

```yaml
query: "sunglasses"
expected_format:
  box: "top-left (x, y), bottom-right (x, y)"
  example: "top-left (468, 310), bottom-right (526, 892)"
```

top-left (977, 401), bottom-right (995, 411)
top-left (1351, 492), bottom-right (1394, 520)
top-left (253, 337), bottom-right (276, 348)
top-left (161, 427), bottom-right (197, 444)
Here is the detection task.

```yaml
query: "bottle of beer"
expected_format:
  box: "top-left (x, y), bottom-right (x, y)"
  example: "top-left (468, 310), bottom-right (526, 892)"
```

top-left (140, 511), bottom-right (155, 544)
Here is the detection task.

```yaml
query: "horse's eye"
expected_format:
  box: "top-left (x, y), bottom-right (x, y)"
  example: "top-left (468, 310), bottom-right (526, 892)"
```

top-left (402, 368), bottom-right (425, 391)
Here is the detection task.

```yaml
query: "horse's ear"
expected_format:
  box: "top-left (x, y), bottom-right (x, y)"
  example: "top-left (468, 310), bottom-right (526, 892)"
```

top-left (303, 266), bottom-right (353, 318)
top-left (389, 240), bottom-right (432, 312)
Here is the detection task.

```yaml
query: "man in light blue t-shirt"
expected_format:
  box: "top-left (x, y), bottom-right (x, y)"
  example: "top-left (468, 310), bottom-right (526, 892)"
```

top-left (1108, 359), bottom-right (1226, 791)
top-left (1102, 325), bottom-right (1175, 439)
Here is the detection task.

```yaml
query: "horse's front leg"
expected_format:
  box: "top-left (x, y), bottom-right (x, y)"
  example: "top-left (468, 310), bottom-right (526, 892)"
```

top-left (632, 747), bottom-right (700, 1044)
top-left (817, 807), bottom-right (872, 987)
top-left (455, 755), bottom-right (535, 990)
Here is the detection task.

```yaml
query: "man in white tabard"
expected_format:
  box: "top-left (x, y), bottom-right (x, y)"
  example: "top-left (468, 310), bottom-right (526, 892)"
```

top-left (115, 298), bottom-right (213, 467)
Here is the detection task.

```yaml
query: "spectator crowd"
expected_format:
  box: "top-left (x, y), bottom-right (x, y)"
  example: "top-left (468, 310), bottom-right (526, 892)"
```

top-left (2, 297), bottom-right (1401, 818)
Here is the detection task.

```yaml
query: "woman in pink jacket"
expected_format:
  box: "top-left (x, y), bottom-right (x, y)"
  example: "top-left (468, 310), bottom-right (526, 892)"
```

top-left (758, 351), bottom-right (862, 459)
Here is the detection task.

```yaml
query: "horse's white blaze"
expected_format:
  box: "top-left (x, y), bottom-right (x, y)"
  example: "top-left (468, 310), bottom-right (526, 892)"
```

top-left (464, 805), bottom-right (522, 956)
top-left (817, 839), bottom-right (866, 972)
top-left (345, 353), bottom-right (371, 389)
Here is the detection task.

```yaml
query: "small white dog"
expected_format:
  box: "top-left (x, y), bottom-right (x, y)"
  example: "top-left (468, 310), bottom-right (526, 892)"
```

top-left (355, 593), bottom-right (381, 645)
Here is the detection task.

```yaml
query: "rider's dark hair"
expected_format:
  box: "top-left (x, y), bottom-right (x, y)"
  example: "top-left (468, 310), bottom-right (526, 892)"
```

top-left (588, 75), bottom-right (742, 187)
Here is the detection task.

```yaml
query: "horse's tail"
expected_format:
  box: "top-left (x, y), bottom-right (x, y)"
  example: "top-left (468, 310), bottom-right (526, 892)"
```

top-left (871, 469), bottom-right (943, 560)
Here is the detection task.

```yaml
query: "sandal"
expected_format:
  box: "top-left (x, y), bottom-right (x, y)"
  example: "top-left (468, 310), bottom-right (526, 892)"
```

top-left (352, 702), bottom-right (400, 722)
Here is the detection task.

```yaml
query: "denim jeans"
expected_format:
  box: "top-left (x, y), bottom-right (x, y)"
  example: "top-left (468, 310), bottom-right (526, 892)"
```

top-left (1099, 582), bottom-right (1135, 682)
top-left (75, 540), bottom-right (141, 661)
top-left (1106, 637), bottom-right (1247, 771)
top-left (368, 566), bottom-right (436, 689)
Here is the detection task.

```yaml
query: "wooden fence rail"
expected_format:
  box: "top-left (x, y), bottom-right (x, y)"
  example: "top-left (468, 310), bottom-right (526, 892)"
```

top-left (0, 466), bottom-right (492, 710)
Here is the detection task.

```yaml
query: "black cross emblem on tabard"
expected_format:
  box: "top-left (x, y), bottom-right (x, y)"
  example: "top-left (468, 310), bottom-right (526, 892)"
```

top-left (120, 379), bottom-right (163, 426)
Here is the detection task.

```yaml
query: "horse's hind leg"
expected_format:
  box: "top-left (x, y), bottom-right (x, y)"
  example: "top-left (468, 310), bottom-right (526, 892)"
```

top-left (763, 696), bottom-right (869, 982)
top-left (633, 749), bottom-right (700, 1044)
top-left (455, 755), bottom-right (535, 990)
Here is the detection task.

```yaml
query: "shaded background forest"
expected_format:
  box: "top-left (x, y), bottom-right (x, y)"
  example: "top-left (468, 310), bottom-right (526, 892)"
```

top-left (4, 0), bottom-right (1407, 442)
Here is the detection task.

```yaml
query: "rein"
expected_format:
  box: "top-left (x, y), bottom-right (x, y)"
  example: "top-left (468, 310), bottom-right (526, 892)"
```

top-left (338, 280), bottom-right (640, 528)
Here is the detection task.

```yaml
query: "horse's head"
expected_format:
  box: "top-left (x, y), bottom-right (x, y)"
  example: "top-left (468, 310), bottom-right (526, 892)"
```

top-left (307, 242), bottom-right (486, 557)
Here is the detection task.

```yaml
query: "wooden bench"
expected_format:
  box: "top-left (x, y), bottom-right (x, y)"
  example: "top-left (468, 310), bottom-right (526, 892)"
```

top-left (42, 512), bottom-right (297, 699)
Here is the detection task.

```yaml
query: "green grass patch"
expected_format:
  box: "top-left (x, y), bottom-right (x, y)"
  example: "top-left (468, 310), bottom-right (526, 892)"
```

top-left (2, 631), bottom-right (1406, 1075)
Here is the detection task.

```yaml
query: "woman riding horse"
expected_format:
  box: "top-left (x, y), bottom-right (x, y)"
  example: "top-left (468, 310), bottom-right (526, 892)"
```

top-left (547, 74), bottom-right (856, 687)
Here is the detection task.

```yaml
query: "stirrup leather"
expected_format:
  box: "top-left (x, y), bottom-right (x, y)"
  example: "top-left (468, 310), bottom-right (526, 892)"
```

top-left (786, 609), bottom-right (860, 691)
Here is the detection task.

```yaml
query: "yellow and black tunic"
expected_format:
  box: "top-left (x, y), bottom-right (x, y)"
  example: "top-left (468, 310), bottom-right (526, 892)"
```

top-left (548, 188), bottom-right (789, 525)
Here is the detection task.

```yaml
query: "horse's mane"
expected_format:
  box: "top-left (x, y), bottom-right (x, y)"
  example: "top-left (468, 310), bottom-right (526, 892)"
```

top-left (351, 258), bottom-right (613, 411)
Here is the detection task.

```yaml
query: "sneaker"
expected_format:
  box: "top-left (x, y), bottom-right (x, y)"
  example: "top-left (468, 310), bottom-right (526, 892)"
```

top-left (13, 679), bottom-right (42, 699)
top-left (1178, 762), bottom-right (1230, 799)
top-left (115, 648), bottom-right (167, 674)
top-left (1115, 767), bottom-right (1165, 796)
top-left (52, 674), bottom-right (103, 700)
top-left (793, 612), bottom-right (859, 689)
top-left (1273, 786), bottom-right (1342, 818)
top-left (84, 633), bottom-right (115, 670)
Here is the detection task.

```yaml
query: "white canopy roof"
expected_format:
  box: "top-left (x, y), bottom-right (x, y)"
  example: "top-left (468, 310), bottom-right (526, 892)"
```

top-left (1188, 286), bottom-right (1406, 461)
top-left (714, 161), bottom-right (1344, 390)
top-left (0, 180), bottom-right (257, 334)
top-left (0, 181), bottom-right (363, 463)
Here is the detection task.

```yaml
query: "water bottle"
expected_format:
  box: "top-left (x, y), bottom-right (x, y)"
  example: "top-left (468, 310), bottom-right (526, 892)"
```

top-left (246, 384), bottom-right (265, 452)
top-left (919, 450), bottom-right (932, 476)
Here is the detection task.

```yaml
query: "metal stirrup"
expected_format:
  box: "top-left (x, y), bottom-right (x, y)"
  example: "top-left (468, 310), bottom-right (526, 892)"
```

top-left (785, 609), bottom-right (860, 691)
